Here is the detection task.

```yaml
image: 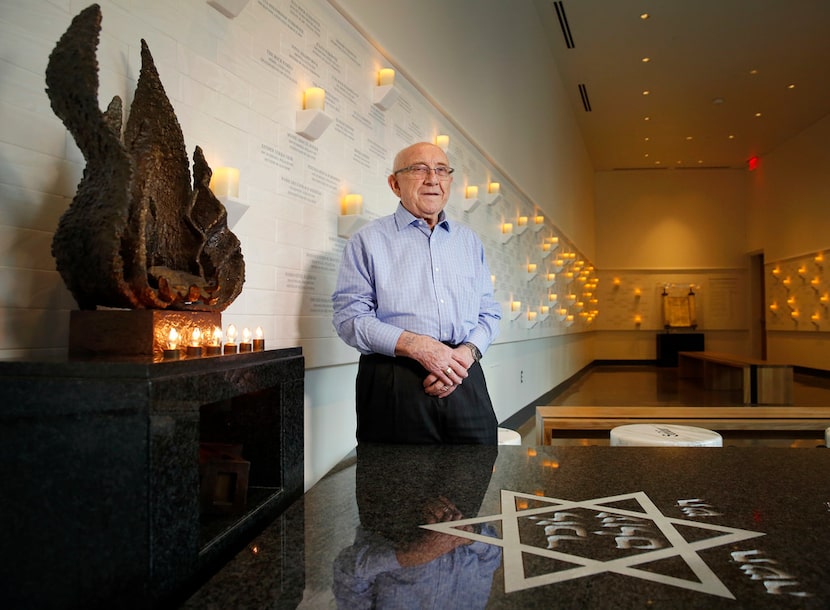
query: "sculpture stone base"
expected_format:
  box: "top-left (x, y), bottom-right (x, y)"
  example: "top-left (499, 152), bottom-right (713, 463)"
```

top-left (69, 310), bottom-right (222, 359)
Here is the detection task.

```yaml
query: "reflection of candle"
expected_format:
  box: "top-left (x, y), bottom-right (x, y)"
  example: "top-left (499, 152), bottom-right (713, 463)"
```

top-left (342, 194), bottom-right (363, 215)
top-left (239, 327), bottom-right (253, 352)
top-left (304, 87), bottom-right (325, 110)
top-left (527, 263), bottom-right (537, 273)
top-left (435, 134), bottom-right (449, 150)
top-left (465, 185), bottom-right (478, 199)
top-left (211, 167), bottom-right (239, 198)
top-left (163, 328), bottom-right (181, 360)
top-left (224, 324), bottom-right (238, 354)
top-left (186, 327), bottom-right (203, 357)
top-left (378, 68), bottom-right (395, 86)
top-left (502, 222), bottom-right (513, 234)
top-left (517, 216), bottom-right (528, 226)
top-left (253, 326), bottom-right (265, 351)
top-left (488, 182), bottom-right (500, 194)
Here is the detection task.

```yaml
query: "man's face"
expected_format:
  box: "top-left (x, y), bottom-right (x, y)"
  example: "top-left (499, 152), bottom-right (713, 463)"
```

top-left (388, 143), bottom-right (453, 224)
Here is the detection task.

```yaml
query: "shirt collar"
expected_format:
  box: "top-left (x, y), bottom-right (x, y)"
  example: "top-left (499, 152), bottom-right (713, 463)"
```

top-left (395, 202), bottom-right (451, 232)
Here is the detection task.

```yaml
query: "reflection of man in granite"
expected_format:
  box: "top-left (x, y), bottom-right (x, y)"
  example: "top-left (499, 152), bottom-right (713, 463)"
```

top-left (332, 445), bottom-right (501, 608)
top-left (332, 142), bottom-right (501, 444)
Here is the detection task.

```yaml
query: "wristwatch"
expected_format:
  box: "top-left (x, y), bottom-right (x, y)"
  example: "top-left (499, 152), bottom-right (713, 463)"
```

top-left (464, 342), bottom-right (482, 362)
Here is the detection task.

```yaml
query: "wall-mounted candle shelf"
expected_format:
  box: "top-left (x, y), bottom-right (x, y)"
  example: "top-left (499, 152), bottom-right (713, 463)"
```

top-left (338, 214), bottom-right (370, 239)
top-left (296, 108), bottom-right (332, 140)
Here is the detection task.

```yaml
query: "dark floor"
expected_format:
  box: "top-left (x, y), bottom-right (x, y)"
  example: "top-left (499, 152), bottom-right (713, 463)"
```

top-left (516, 365), bottom-right (830, 448)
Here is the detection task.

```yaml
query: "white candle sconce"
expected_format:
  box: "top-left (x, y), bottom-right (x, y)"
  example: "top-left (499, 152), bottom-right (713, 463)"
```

top-left (532, 215), bottom-right (545, 232)
top-left (525, 263), bottom-right (538, 282)
top-left (820, 293), bottom-right (830, 310)
top-left (563, 313), bottom-right (575, 327)
top-left (634, 314), bottom-right (643, 328)
top-left (373, 68), bottom-right (399, 110)
top-left (209, 167), bottom-right (249, 229)
top-left (500, 222), bottom-right (515, 244)
top-left (507, 300), bottom-right (522, 321)
top-left (462, 185), bottom-right (480, 213)
top-left (768, 301), bottom-right (779, 317)
top-left (539, 305), bottom-right (551, 321)
top-left (435, 134), bottom-right (450, 151)
top-left (550, 258), bottom-right (565, 273)
top-left (296, 87), bottom-right (333, 140)
top-left (337, 194), bottom-right (369, 239)
top-left (525, 310), bottom-right (539, 329)
top-left (770, 266), bottom-right (781, 282)
top-left (815, 253), bottom-right (824, 269)
top-left (544, 272), bottom-right (556, 287)
top-left (485, 182), bottom-right (504, 206)
top-left (556, 307), bottom-right (569, 322)
top-left (811, 312), bottom-right (821, 329)
top-left (810, 277), bottom-right (822, 293)
top-left (207, 0), bottom-right (251, 18)
top-left (515, 216), bottom-right (529, 236)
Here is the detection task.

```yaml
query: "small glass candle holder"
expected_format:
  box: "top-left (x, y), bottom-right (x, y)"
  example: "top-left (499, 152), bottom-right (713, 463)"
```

top-left (239, 327), bottom-right (253, 352)
top-left (224, 324), bottom-right (238, 354)
top-left (205, 326), bottom-right (222, 356)
top-left (252, 326), bottom-right (265, 351)
top-left (163, 328), bottom-right (182, 360)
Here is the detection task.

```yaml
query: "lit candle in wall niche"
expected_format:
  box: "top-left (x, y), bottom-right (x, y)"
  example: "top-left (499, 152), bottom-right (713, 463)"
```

top-left (435, 134), bottom-right (449, 150)
top-left (163, 328), bottom-right (181, 360)
top-left (465, 185), bottom-right (478, 199)
top-left (210, 167), bottom-right (239, 198)
top-left (488, 182), bottom-right (500, 194)
top-left (205, 326), bottom-right (222, 356)
top-left (378, 68), bottom-right (395, 86)
top-left (342, 194), bottom-right (363, 215)
top-left (224, 324), bottom-right (238, 354)
top-left (304, 87), bottom-right (326, 110)
top-left (253, 327), bottom-right (265, 351)
top-left (186, 328), bottom-right (203, 357)
top-left (502, 222), bottom-right (513, 234)
top-left (239, 327), bottom-right (253, 352)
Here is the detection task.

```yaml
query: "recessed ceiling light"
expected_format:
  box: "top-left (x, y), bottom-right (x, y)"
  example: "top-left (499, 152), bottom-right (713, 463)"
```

top-left (697, 160), bottom-right (704, 164)
top-left (685, 136), bottom-right (693, 141)
top-left (728, 134), bottom-right (735, 139)
top-left (641, 57), bottom-right (650, 63)
top-left (640, 13), bottom-right (649, 20)
top-left (755, 112), bottom-right (763, 117)
top-left (654, 160), bottom-right (662, 165)
top-left (749, 69), bottom-right (759, 75)
top-left (644, 153), bottom-right (649, 158)
top-left (642, 90), bottom-right (650, 95)
top-left (787, 83), bottom-right (796, 89)
top-left (644, 116), bottom-right (651, 121)
top-left (644, 137), bottom-right (650, 141)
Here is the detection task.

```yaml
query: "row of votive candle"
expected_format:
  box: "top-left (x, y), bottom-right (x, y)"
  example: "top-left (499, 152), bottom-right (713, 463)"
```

top-left (163, 325), bottom-right (265, 359)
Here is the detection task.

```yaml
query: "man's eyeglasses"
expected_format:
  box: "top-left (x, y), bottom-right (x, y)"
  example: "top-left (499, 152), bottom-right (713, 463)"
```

top-left (393, 164), bottom-right (455, 180)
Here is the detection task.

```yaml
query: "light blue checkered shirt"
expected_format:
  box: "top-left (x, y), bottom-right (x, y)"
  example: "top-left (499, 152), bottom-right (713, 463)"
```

top-left (332, 203), bottom-right (501, 356)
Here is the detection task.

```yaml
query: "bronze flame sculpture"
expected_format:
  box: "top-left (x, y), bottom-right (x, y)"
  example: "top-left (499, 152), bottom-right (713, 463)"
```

top-left (46, 3), bottom-right (244, 311)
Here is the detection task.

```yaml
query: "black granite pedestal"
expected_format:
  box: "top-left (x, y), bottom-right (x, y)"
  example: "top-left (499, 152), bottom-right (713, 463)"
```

top-left (0, 347), bottom-right (304, 610)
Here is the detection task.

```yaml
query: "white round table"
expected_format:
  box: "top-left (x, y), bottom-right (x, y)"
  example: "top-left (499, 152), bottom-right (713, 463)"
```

top-left (497, 427), bottom-right (522, 446)
top-left (610, 424), bottom-right (722, 447)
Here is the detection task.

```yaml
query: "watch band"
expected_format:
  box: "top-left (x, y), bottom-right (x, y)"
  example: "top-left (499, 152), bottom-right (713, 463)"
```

top-left (464, 342), bottom-right (482, 362)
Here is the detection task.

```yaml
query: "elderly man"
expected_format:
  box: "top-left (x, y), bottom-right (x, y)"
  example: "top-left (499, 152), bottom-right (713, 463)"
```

top-left (332, 142), bottom-right (501, 444)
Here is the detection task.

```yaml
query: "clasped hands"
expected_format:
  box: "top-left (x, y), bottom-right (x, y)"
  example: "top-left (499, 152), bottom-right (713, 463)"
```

top-left (418, 338), bottom-right (473, 398)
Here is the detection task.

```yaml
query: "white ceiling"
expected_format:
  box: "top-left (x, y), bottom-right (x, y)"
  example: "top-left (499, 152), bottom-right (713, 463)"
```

top-left (532, 0), bottom-right (830, 171)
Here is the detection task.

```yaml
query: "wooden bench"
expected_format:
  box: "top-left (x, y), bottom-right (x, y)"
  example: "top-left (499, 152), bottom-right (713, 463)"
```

top-left (677, 351), bottom-right (793, 405)
top-left (535, 405), bottom-right (830, 445)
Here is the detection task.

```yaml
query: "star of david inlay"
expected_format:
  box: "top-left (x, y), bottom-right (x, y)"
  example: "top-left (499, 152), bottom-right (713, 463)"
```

top-left (421, 490), bottom-right (765, 598)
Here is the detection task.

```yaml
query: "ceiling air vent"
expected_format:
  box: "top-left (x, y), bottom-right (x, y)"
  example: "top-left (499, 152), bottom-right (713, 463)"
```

top-left (578, 83), bottom-right (592, 112)
top-left (554, 1), bottom-right (575, 49)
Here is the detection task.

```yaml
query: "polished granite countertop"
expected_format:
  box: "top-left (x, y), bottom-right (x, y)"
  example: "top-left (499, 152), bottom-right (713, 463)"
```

top-left (184, 445), bottom-right (830, 608)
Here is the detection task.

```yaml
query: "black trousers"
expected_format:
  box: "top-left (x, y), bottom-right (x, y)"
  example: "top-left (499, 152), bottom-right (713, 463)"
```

top-left (355, 353), bottom-right (498, 445)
